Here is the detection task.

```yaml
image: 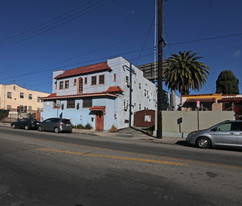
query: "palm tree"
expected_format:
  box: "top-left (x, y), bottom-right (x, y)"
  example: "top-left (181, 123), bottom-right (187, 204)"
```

top-left (164, 51), bottom-right (210, 95)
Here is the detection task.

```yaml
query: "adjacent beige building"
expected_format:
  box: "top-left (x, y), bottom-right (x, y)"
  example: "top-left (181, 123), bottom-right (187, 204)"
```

top-left (0, 84), bottom-right (49, 113)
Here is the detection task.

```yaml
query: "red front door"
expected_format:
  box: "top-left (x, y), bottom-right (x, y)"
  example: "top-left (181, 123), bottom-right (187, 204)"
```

top-left (95, 112), bottom-right (104, 131)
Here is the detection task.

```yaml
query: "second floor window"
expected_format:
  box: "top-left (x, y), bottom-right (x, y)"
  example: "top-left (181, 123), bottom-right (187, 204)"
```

top-left (91, 76), bottom-right (97, 85)
top-left (29, 94), bottom-right (32, 100)
top-left (59, 81), bottom-right (64, 90)
top-left (65, 80), bottom-right (69, 89)
top-left (78, 78), bottom-right (83, 93)
top-left (99, 75), bottom-right (105, 84)
top-left (20, 93), bottom-right (24, 98)
top-left (7, 92), bottom-right (12, 99)
top-left (84, 77), bottom-right (87, 84)
top-left (113, 73), bottom-right (116, 82)
top-left (73, 79), bottom-right (77, 86)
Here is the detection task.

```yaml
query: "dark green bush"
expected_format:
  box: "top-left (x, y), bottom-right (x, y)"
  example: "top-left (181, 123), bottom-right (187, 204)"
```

top-left (72, 124), bottom-right (84, 129)
top-left (0, 110), bottom-right (9, 120)
top-left (72, 123), bottom-right (92, 130)
top-left (84, 123), bottom-right (92, 130)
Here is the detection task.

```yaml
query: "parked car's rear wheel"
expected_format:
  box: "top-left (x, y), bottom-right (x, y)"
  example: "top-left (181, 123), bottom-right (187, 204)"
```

top-left (38, 126), bottom-right (42, 132)
top-left (54, 127), bottom-right (60, 133)
top-left (196, 137), bottom-right (211, 149)
top-left (24, 125), bottom-right (29, 130)
top-left (11, 124), bottom-right (16, 129)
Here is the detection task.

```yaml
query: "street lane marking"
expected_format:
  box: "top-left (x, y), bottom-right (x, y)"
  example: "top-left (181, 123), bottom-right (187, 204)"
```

top-left (62, 143), bottom-right (242, 170)
top-left (36, 148), bottom-right (188, 166)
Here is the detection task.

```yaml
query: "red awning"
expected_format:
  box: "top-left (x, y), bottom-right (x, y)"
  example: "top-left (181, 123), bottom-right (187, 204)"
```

top-left (218, 98), bottom-right (242, 103)
top-left (186, 98), bottom-right (216, 103)
top-left (89, 106), bottom-right (106, 112)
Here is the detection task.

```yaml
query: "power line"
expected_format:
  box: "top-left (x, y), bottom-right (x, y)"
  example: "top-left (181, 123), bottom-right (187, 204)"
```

top-left (169, 32), bottom-right (242, 46)
top-left (135, 16), bottom-right (155, 65)
top-left (0, 1), bottom-right (95, 44)
top-left (0, 0), bottom-right (111, 48)
top-left (0, 47), bottom-right (155, 82)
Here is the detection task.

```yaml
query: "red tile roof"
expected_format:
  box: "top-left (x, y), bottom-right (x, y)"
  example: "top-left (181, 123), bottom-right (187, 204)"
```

top-left (47, 93), bottom-right (57, 97)
top-left (55, 62), bottom-right (112, 79)
top-left (106, 86), bottom-right (123, 93)
top-left (40, 92), bottom-right (118, 100)
top-left (186, 98), bottom-right (216, 103)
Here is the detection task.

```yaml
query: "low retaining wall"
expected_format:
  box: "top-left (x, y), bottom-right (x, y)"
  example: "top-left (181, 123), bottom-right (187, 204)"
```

top-left (161, 111), bottom-right (235, 138)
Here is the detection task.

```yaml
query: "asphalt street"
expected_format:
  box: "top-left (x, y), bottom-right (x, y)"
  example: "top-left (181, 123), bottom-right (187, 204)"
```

top-left (0, 127), bottom-right (242, 206)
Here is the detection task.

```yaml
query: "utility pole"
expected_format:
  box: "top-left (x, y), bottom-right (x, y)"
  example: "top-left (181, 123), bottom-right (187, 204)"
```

top-left (157, 0), bottom-right (163, 138)
top-left (129, 62), bottom-right (132, 127)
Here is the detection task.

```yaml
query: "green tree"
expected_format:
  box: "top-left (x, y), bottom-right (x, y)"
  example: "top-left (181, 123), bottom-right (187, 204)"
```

top-left (164, 51), bottom-right (210, 95)
top-left (216, 70), bottom-right (239, 94)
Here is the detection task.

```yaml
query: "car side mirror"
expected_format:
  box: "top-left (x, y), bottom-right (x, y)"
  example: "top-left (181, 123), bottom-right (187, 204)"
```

top-left (211, 128), bottom-right (217, 132)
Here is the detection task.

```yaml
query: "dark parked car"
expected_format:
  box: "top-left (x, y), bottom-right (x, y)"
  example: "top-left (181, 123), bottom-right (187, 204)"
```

top-left (186, 120), bottom-right (242, 149)
top-left (38, 118), bottom-right (72, 133)
top-left (11, 118), bottom-right (39, 130)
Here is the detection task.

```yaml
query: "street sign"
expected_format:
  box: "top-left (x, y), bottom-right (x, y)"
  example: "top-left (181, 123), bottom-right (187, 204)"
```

top-left (55, 100), bottom-right (61, 108)
top-left (196, 100), bottom-right (200, 108)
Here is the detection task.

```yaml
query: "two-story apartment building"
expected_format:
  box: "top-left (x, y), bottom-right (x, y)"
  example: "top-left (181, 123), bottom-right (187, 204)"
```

top-left (41, 57), bottom-right (157, 131)
top-left (0, 84), bottom-right (49, 112)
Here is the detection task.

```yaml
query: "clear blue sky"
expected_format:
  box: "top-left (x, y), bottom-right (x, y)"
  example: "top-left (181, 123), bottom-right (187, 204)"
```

top-left (0, 0), bottom-right (241, 95)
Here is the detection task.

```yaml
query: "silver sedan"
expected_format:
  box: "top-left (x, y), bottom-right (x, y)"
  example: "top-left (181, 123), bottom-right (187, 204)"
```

top-left (186, 120), bottom-right (242, 149)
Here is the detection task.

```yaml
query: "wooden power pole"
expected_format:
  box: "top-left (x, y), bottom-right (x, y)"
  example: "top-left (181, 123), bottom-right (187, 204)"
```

top-left (157, 0), bottom-right (163, 139)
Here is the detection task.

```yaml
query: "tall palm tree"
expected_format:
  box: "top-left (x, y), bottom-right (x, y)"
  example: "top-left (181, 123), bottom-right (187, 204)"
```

top-left (164, 51), bottom-right (210, 95)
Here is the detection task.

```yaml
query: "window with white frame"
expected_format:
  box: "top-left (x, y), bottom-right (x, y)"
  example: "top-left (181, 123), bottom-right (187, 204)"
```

top-left (99, 74), bottom-right (105, 84)
top-left (7, 92), bottom-right (12, 99)
top-left (59, 81), bottom-right (64, 89)
top-left (67, 99), bottom-right (75, 108)
top-left (91, 76), bottom-right (97, 85)
top-left (65, 80), bottom-right (69, 89)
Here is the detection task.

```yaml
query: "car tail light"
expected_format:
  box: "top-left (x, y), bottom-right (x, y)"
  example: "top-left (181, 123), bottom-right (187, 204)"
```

top-left (60, 123), bottom-right (63, 126)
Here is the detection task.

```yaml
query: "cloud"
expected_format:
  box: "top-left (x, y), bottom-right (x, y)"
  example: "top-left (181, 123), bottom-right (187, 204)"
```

top-left (232, 49), bottom-right (241, 58)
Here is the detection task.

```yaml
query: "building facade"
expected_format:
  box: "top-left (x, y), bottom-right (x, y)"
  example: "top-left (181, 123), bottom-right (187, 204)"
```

top-left (0, 84), bottom-right (49, 113)
top-left (41, 57), bottom-right (157, 131)
top-left (182, 93), bottom-right (242, 119)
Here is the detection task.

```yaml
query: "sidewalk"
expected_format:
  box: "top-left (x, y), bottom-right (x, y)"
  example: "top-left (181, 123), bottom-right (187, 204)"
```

top-left (0, 122), bottom-right (185, 145)
top-left (72, 128), bottom-right (185, 145)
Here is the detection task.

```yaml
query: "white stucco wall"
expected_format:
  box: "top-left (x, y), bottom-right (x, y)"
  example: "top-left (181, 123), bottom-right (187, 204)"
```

top-left (43, 57), bottom-right (158, 130)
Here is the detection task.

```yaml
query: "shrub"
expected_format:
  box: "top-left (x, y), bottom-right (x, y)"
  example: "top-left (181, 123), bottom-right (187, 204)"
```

top-left (72, 123), bottom-right (92, 130)
top-left (147, 125), bottom-right (155, 136)
top-left (108, 125), bottom-right (118, 132)
top-left (0, 109), bottom-right (9, 120)
top-left (72, 124), bottom-right (84, 129)
top-left (84, 123), bottom-right (92, 130)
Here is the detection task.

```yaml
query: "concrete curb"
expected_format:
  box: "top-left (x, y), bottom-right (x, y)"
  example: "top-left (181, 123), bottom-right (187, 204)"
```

top-left (0, 123), bottom-right (185, 145)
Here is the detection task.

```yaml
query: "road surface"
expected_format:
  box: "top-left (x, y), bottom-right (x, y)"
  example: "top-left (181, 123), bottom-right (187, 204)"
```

top-left (0, 127), bottom-right (241, 206)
